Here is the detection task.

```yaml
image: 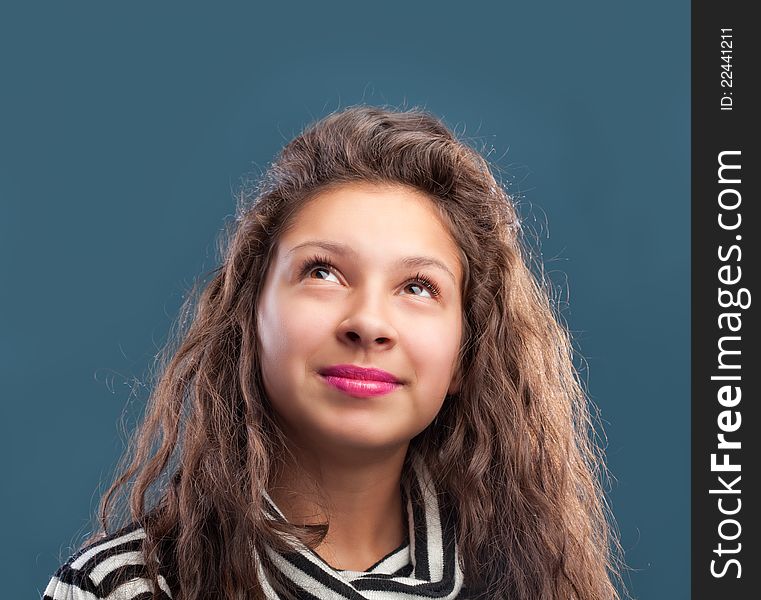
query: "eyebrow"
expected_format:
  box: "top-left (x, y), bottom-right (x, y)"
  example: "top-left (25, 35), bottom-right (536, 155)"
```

top-left (286, 240), bottom-right (457, 284)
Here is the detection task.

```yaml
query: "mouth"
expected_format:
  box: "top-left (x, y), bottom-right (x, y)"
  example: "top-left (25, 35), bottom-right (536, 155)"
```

top-left (317, 364), bottom-right (403, 398)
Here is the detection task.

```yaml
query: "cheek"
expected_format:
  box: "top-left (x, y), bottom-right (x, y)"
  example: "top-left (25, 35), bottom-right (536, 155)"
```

top-left (257, 291), bottom-right (316, 419)
top-left (405, 313), bottom-right (462, 389)
top-left (257, 289), bottom-right (331, 371)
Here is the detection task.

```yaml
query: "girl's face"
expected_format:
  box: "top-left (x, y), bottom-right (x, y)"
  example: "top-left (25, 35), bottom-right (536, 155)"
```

top-left (256, 182), bottom-right (463, 454)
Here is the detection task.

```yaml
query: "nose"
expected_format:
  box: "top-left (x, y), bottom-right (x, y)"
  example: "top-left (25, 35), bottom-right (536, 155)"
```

top-left (336, 290), bottom-right (398, 351)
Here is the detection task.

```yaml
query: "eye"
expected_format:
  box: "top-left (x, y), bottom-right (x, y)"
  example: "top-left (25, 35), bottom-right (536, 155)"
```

top-left (298, 254), bottom-right (340, 283)
top-left (308, 266), bottom-right (338, 282)
top-left (403, 272), bottom-right (442, 299)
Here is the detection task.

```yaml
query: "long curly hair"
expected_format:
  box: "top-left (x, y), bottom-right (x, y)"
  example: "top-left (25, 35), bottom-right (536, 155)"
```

top-left (93, 105), bottom-right (623, 599)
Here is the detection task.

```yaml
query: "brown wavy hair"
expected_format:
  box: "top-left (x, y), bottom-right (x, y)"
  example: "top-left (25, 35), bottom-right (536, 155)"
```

top-left (93, 105), bottom-right (623, 599)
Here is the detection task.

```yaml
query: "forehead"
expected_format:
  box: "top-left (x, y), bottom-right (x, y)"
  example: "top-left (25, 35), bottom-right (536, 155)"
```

top-left (279, 182), bottom-right (462, 276)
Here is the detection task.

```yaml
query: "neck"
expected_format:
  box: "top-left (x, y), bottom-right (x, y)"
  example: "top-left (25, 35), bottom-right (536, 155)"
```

top-left (268, 439), bottom-right (410, 571)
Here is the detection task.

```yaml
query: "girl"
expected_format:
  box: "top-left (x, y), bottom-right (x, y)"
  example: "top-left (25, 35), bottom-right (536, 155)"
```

top-left (43, 106), bottom-right (622, 599)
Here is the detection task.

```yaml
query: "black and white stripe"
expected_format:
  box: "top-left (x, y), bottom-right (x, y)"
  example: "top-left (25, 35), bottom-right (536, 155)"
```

top-left (43, 459), bottom-right (465, 599)
top-left (42, 523), bottom-right (172, 600)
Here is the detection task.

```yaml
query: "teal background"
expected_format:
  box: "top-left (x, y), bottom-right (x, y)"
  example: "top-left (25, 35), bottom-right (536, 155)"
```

top-left (1, 2), bottom-right (689, 598)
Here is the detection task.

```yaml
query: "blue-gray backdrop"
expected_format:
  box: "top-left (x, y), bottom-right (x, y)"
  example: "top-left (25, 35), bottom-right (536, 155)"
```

top-left (1, 2), bottom-right (689, 597)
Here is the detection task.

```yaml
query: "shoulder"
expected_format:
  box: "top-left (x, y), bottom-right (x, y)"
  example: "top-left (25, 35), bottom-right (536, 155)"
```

top-left (42, 523), bottom-right (173, 600)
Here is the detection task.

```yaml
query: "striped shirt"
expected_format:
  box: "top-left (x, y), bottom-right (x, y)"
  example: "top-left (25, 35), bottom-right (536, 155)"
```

top-left (43, 522), bottom-right (478, 600)
top-left (42, 523), bottom-right (172, 600)
top-left (41, 526), bottom-right (458, 600)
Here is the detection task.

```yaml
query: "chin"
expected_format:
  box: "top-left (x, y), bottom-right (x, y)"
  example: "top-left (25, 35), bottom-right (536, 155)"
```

top-left (319, 422), bottom-right (412, 452)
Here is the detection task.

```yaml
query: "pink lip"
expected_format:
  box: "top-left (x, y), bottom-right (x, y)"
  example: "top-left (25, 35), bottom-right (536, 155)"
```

top-left (318, 364), bottom-right (403, 398)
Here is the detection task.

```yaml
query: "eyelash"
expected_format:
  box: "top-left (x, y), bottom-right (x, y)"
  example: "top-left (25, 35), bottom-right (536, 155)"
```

top-left (297, 254), bottom-right (442, 298)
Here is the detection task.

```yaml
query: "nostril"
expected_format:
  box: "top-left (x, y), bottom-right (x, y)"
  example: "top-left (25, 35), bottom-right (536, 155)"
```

top-left (341, 328), bottom-right (395, 347)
